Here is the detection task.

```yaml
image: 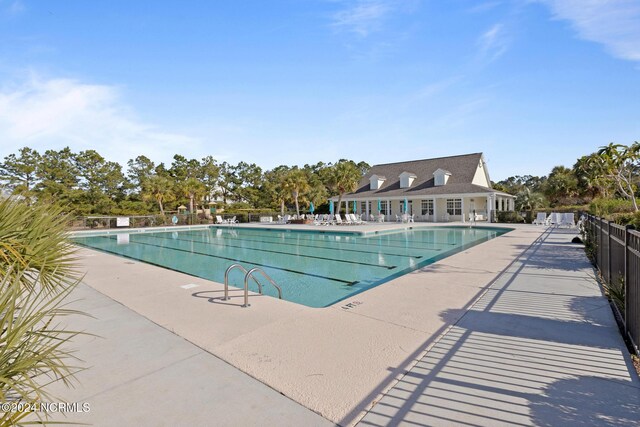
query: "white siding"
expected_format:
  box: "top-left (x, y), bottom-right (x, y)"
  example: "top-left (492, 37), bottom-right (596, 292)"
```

top-left (471, 160), bottom-right (490, 187)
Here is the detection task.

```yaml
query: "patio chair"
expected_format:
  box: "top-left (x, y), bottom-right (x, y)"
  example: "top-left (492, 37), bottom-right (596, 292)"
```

top-left (408, 214), bottom-right (414, 223)
top-left (559, 213), bottom-right (575, 228)
top-left (533, 212), bottom-right (547, 225)
top-left (229, 216), bottom-right (238, 224)
top-left (396, 214), bottom-right (402, 223)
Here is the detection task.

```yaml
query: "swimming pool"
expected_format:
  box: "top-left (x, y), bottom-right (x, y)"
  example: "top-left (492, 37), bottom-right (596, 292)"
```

top-left (72, 226), bottom-right (510, 308)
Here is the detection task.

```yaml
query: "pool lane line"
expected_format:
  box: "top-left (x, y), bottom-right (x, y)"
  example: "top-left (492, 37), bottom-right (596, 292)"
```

top-left (185, 228), bottom-right (448, 252)
top-left (85, 236), bottom-right (359, 285)
top-left (179, 231), bottom-right (428, 259)
top-left (129, 232), bottom-right (398, 270)
top-left (198, 228), bottom-right (455, 251)
top-left (220, 227), bottom-right (460, 248)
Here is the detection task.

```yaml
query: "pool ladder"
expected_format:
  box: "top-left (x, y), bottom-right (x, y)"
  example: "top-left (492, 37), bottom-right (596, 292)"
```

top-left (222, 264), bottom-right (283, 308)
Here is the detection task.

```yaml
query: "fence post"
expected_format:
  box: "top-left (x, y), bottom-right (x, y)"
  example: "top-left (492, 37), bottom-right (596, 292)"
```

top-left (607, 220), bottom-right (612, 285)
top-left (599, 217), bottom-right (603, 269)
top-left (624, 225), bottom-right (630, 337)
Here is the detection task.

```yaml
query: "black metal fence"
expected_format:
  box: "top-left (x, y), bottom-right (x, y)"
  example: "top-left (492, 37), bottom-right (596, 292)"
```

top-left (585, 214), bottom-right (639, 354)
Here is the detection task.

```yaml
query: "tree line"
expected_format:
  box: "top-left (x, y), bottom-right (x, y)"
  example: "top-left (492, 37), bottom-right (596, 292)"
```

top-left (2, 142), bottom-right (637, 219)
top-left (493, 142), bottom-right (640, 214)
top-left (0, 147), bottom-right (370, 216)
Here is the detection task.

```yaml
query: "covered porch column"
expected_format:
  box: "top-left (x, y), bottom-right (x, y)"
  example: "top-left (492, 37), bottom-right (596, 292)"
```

top-left (433, 197), bottom-right (437, 222)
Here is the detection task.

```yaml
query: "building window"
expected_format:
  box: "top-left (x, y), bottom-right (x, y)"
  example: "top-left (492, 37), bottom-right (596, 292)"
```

top-left (446, 199), bottom-right (462, 215)
top-left (380, 201), bottom-right (389, 215)
top-left (361, 201), bottom-right (368, 214)
top-left (421, 200), bottom-right (434, 215)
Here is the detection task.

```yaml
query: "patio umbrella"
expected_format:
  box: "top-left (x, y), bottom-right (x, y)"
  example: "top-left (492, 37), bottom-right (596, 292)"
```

top-left (353, 201), bottom-right (357, 213)
top-left (329, 200), bottom-right (334, 214)
top-left (377, 199), bottom-right (382, 213)
top-left (404, 198), bottom-right (408, 213)
top-left (309, 202), bottom-right (314, 214)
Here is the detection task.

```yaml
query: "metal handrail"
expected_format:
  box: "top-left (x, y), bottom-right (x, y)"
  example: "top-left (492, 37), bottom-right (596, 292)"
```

top-left (243, 267), bottom-right (283, 308)
top-left (223, 264), bottom-right (262, 301)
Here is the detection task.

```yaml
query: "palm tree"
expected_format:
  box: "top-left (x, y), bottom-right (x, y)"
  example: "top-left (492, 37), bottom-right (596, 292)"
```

top-left (515, 187), bottom-right (545, 222)
top-left (282, 169), bottom-right (310, 216)
top-left (574, 154), bottom-right (611, 199)
top-left (595, 142), bottom-right (640, 211)
top-left (0, 198), bottom-right (84, 425)
top-left (143, 175), bottom-right (175, 216)
top-left (181, 177), bottom-right (206, 213)
top-left (329, 161), bottom-right (361, 214)
top-left (263, 167), bottom-right (291, 215)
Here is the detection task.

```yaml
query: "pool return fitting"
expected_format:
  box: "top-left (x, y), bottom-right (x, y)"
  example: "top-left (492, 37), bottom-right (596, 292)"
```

top-left (222, 264), bottom-right (283, 307)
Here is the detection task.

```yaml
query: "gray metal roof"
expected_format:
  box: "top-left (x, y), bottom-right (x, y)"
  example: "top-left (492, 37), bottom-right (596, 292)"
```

top-left (342, 153), bottom-right (513, 199)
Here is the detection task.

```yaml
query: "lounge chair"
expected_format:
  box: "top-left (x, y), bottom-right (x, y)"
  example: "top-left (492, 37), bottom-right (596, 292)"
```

top-left (559, 213), bottom-right (575, 228)
top-left (228, 216), bottom-right (238, 224)
top-left (547, 212), bottom-right (559, 226)
top-left (334, 214), bottom-right (344, 225)
top-left (533, 212), bottom-right (547, 225)
top-left (215, 215), bottom-right (227, 224)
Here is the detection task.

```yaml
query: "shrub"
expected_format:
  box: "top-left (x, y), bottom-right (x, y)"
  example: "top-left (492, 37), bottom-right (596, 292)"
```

top-left (589, 198), bottom-right (636, 216)
top-left (496, 211), bottom-right (524, 223)
top-left (609, 211), bottom-right (640, 228)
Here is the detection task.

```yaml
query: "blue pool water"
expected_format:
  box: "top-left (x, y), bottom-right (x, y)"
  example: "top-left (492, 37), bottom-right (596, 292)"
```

top-left (72, 226), bottom-right (510, 308)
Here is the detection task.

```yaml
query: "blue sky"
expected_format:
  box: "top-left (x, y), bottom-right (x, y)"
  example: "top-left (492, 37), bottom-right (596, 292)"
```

top-left (0, 0), bottom-right (638, 180)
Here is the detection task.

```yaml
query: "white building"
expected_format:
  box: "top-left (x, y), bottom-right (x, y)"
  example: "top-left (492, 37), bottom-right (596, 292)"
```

top-left (332, 153), bottom-right (515, 222)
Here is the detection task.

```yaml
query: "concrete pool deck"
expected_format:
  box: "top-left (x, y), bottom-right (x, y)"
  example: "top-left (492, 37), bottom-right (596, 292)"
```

top-left (359, 227), bottom-right (640, 425)
top-left (49, 222), bottom-right (639, 425)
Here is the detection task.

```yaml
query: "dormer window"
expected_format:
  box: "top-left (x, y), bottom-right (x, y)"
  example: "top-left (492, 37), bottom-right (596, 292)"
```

top-left (369, 174), bottom-right (386, 190)
top-left (399, 172), bottom-right (417, 189)
top-left (433, 168), bottom-right (452, 186)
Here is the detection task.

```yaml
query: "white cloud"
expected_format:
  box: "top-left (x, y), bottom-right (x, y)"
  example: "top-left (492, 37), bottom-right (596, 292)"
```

top-left (467, 1), bottom-right (503, 14)
top-left (535, 0), bottom-right (640, 62)
top-left (1, 0), bottom-right (25, 15)
top-left (0, 75), bottom-right (203, 166)
top-left (331, 0), bottom-right (393, 37)
top-left (477, 23), bottom-right (509, 62)
top-left (415, 76), bottom-right (462, 100)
